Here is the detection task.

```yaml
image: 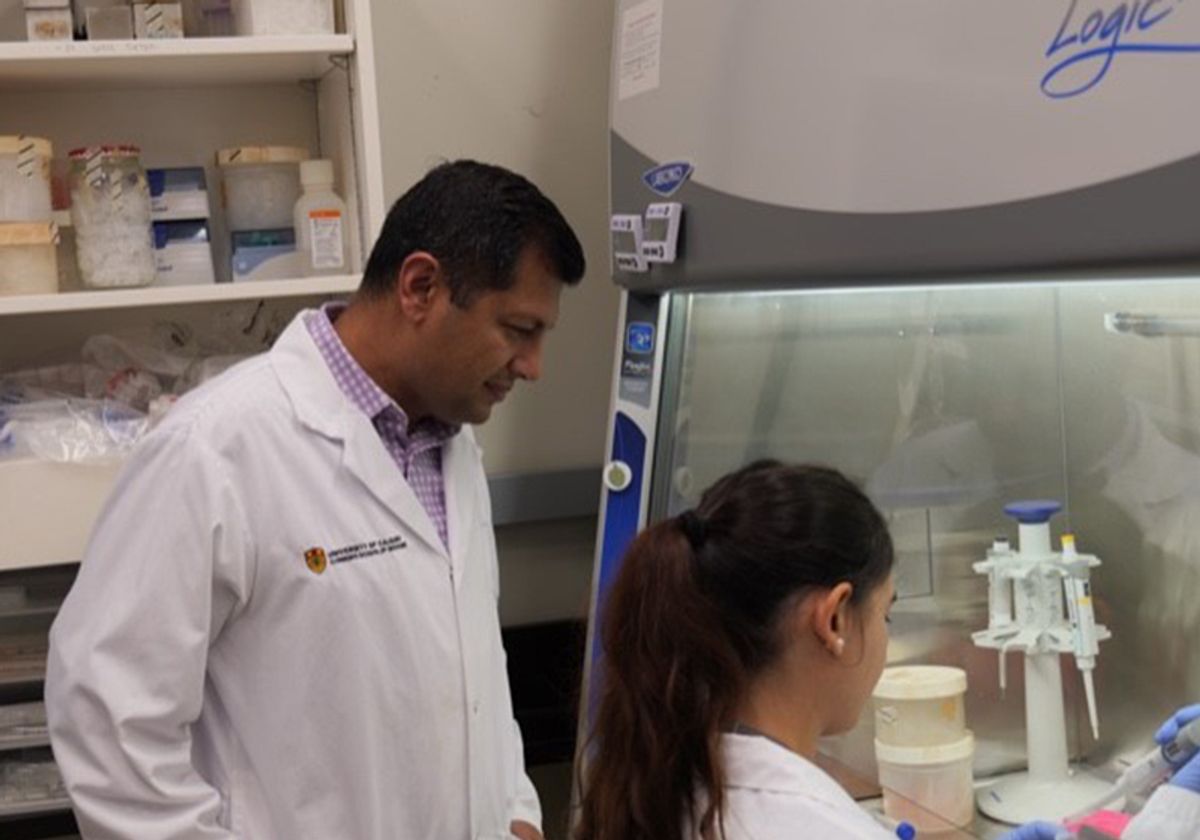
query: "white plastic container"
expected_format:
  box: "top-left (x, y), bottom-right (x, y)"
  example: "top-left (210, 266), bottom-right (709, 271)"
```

top-left (86, 4), bottom-right (134, 39)
top-left (294, 158), bottom-right (348, 276)
top-left (0, 137), bottom-right (53, 222)
top-left (218, 146), bottom-right (306, 232)
top-left (873, 665), bottom-right (968, 748)
top-left (24, 0), bottom-right (73, 41)
top-left (233, 0), bottom-right (333, 35)
top-left (0, 222), bottom-right (59, 297)
top-left (876, 734), bottom-right (976, 832)
top-left (133, 2), bottom-right (184, 38)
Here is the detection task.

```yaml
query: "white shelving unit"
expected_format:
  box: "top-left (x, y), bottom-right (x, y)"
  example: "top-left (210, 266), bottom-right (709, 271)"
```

top-left (0, 272), bottom-right (359, 315)
top-left (0, 34), bottom-right (354, 88)
top-left (0, 0), bottom-right (386, 580)
top-left (0, 1), bottom-right (388, 826)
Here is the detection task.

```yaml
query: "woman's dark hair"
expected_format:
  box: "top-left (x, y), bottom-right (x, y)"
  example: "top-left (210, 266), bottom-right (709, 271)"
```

top-left (360, 159), bottom-right (585, 306)
top-left (574, 461), bottom-right (894, 840)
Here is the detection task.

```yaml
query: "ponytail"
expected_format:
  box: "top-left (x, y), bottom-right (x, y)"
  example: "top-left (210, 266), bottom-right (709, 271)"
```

top-left (573, 462), bottom-right (894, 840)
top-left (574, 518), bottom-right (746, 840)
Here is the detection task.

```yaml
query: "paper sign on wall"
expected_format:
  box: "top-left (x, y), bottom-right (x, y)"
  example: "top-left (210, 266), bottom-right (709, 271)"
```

top-left (618, 0), bottom-right (663, 101)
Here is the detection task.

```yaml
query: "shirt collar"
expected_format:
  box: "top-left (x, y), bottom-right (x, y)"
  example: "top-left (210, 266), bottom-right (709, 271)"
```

top-left (307, 303), bottom-right (458, 442)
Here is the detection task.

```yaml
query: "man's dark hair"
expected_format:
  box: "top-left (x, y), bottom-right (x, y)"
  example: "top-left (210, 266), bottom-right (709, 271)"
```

top-left (360, 160), bottom-right (586, 305)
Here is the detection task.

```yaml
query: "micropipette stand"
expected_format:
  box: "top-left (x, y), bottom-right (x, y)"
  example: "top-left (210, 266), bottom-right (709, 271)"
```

top-left (972, 501), bottom-right (1114, 824)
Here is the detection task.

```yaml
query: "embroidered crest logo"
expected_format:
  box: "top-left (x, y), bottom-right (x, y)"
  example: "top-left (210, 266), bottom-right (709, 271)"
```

top-left (304, 547), bottom-right (327, 575)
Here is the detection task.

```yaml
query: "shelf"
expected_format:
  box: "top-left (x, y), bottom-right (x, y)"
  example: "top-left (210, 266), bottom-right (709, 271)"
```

top-left (0, 274), bottom-right (359, 316)
top-left (0, 795), bottom-right (70, 820)
top-left (0, 665), bottom-right (45, 689)
top-left (0, 732), bottom-right (50, 752)
top-left (0, 605), bottom-right (58, 622)
top-left (0, 35), bottom-right (354, 90)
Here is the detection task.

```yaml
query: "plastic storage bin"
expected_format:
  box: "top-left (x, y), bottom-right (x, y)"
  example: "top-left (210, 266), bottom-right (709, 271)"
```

top-left (182, 0), bottom-right (233, 36)
top-left (24, 0), bottom-right (73, 40)
top-left (133, 2), bottom-right (184, 38)
top-left (68, 146), bottom-right (156, 289)
top-left (85, 4), bottom-right (134, 39)
top-left (233, 0), bottom-right (333, 35)
top-left (0, 136), bottom-right (53, 222)
top-left (873, 666), bottom-right (968, 748)
top-left (876, 734), bottom-right (976, 832)
top-left (0, 222), bottom-right (59, 297)
top-left (218, 146), bottom-right (306, 232)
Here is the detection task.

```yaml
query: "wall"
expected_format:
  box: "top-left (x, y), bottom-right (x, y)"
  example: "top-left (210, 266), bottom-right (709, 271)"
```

top-left (369, 0), bottom-right (619, 475)
top-left (369, 0), bottom-right (619, 625)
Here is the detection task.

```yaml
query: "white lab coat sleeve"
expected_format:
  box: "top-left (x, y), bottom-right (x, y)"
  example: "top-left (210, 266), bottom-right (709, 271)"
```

top-left (45, 426), bottom-right (253, 840)
top-left (1122, 785), bottom-right (1200, 840)
top-left (509, 717), bottom-right (543, 830)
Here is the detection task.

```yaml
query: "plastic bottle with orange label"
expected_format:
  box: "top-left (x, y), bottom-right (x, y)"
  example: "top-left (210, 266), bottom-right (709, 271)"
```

top-left (294, 159), bottom-right (348, 277)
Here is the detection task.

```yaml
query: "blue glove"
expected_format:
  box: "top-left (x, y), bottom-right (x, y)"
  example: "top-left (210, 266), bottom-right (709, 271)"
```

top-left (997, 821), bottom-right (1062, 840)
top-left (1154, 703), bottom-right (1200, 793)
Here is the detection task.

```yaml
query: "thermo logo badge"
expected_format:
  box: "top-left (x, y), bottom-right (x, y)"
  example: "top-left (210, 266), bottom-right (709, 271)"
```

top-left (641, 161), bottom-right (693, 197)
top-left (626, 322), bottom-right (655, 354)
top-left (304, 547), bottom-right (328, 575)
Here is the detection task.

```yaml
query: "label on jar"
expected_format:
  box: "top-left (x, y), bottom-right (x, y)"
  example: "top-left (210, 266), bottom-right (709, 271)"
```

top-left (85, 150), bottom-right (105, 189)
top-left (146, 4), bottom-right (167, 37)
top-left (16, 137), bottom-right (38, 180)
top-left (308, 210), bottom-right (345, 270)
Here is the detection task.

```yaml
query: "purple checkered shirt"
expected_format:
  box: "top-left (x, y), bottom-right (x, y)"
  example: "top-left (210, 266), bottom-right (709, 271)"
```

top-left (305, 304), bottom-right (458, 551)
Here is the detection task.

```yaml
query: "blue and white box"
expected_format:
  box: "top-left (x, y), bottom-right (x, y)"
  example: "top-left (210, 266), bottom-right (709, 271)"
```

top-left (153, 221), bottom-right (216, 286)
top-left (147, 167), bottom-right (210, 222)
top-left (231, 228), bottom-right (298, 282)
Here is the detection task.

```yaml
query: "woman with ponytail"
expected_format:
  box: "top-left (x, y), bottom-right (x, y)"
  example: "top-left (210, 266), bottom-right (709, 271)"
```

top-left (574, 460), bottom-right (1061, 840)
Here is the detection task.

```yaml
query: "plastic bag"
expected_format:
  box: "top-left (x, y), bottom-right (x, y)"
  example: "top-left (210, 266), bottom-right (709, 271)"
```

top-left (0, 398), bottom-right (148, 463)
top-left (0, 310), bottom-right (274, 462)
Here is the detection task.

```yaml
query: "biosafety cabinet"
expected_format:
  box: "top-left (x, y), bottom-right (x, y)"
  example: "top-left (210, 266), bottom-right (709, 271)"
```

top-left (584, 1), bottom-right (1200, 835)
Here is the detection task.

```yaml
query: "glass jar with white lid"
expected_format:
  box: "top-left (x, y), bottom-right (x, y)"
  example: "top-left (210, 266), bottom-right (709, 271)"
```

top-left (68, 145), bottom-right (156, 289)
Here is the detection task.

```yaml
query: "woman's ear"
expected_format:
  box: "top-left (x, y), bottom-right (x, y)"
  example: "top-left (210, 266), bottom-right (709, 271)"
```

top-left (811, 582), bottom-right (854, 658)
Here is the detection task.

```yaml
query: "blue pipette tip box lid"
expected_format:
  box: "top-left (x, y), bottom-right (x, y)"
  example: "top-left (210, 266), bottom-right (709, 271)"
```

top-left (1003, 500), bottom-right (1063, 524)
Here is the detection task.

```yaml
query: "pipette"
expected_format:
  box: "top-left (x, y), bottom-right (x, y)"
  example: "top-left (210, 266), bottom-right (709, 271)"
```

top-left (1067, 714), bottom-right (1200, 821)
top-left (1116, 714), bottom-right (1200, 795)
top-left (1062, 535), bottom-right (1100, 741)
top-left (871, 812), bottom-right (917, 839)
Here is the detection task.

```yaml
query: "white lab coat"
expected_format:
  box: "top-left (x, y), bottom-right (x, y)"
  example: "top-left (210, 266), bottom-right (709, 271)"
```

top-left (45, 312), bottom-right (540, 840)
top-left (699, 733), bottom-right (1200, 840)
top-left (692, 733), bottom-right (895, 839)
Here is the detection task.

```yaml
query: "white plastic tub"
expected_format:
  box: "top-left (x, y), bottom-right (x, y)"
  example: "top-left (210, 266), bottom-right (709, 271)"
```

top-left (24, 0), bottom-right (72, 41)
top-left (876, 734), bottom-right (976, 832)
top-left (0, 222), bottom-right (58, 297)
top-left (873, 665), bottom-right (967, 748)
top-left (233, 0), bottom-right (333, 35)
top-left (217, 146), bottom-right (306, 232)
top-left (0, 136), bottom-right (53, 222)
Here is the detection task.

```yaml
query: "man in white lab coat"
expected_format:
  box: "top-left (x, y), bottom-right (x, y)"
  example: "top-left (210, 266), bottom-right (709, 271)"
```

top-left (45, 160), bottom-right (586, 840)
